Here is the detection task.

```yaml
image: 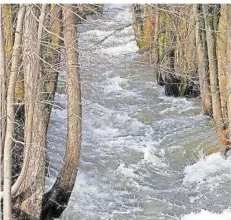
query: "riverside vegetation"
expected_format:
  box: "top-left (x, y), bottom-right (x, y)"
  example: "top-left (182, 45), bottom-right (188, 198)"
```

top-left (132, 4), bottom-right (231, 154)
top-left (0, 4), bottom-right (101, 220)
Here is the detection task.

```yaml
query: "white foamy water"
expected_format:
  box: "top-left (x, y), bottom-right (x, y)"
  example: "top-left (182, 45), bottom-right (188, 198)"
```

top-left (183, 153), bottom-right (231, 187)
top-left (116, 163), bottom-right (139, 178)
top-left (101, 41), bottom-right (138, 56)
top-left (182, 209), bottom-right (231, 220)
top-left (45, 4), bottom-right (231, 220)
top-left (142, 146), bottom-right (166, 167)
top-left (158, 95), bottom-right (199, 115)
top-left (103, 76), bottom-right (129, 94)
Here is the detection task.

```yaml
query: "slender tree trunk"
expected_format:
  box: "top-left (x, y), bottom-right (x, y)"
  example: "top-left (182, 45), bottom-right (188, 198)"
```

top-left (203, 5), bottom-right (227, 145)
top-left (226, 5), bottom-right (231, 149)
top-left (41, 4), bottom-right (82, 219)
top-left (0, 5), bottom-right (6, 220)
top-left (2, 5), bottom-right (25, 220)
top-left (0, 5), bottom-right (8, 166)
top-left (152, 5), bottom-right (159, 65)
top-left (217, 5), bottom-right (228, 134)
top-left (7, 3), bottom-right (26, 197)
top-left (2, 4), bottom-right (12, 76)
top-left (195, 4), bottom-right (212, 116)
top-left (132, 4), bottom-right (144, 49)
top-left (44, 4), bottom-right (61, 129)
top-left (153, 5), bottom-right (165, 86)
top-left (142, 4), bottom-right (153, 51)
top-left (164, 15), bottom-right (180, 98)
top-left (43, 4), bottom-right (61, 178)
top-left (157, 8), bottom-right (168, 86)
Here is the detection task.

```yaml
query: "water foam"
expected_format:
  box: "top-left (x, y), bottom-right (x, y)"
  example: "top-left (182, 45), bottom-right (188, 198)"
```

top-left (101, 41), bottom-right (138, 56)
top-left (80, 29), bottom-right (113, 39)
top-left (103, 76), bottom-right (128, 94)
top-left (142, 147), bottom-right (166, 167)
top-left (183, 153), bottom-right (231, 188)
top-left (159, 95), bottom-right (199, 115)
top-left (116, 163), bottom-right (138, 178)
top-left (102, 76), bottom-right (137, 97)
top-left (182, 209), bottom-right (231, 220)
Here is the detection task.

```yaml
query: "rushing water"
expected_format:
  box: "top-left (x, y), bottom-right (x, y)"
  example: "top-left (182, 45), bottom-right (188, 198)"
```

top-left (46, 5), bottom-right (231, 220)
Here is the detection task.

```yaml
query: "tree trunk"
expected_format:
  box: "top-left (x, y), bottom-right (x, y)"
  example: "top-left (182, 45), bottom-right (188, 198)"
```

top-left (203, 5), bottom-right (227, 145)
top-left (43, 4), bottom-right (61, 178)
top-left (2, 5), bottom-right (25, 220)
top-left (216, 5), bottom-right (228, 133)
top-left (195, 4), bottom-right (212, 115)
top-left (153, 5), bottom-right (165, 86)
top-left (41, 4), bottom-right (82, 219)
top-left (164, 9), bottom-right (180, 97)
top-left (44, 4), bottom-right (61, 130)
top-left (156, 11), bottom-right (167, 86)
top-left (2, 4), bottom-right (13, 76)
top-left (164, 45), bottom-right (180, 97)
top-left (13, 5), bottom-right (47, 219)
top-left (0, 5), bottom-right (6, 219)
top-left (141, 5), bottom-right (154, 51)
top-left (226, 5), bottom-right (231, 149)
top-left (132, 4), bottom-right (144, 49)
top-left (0, 5), bottom-right (9, 165)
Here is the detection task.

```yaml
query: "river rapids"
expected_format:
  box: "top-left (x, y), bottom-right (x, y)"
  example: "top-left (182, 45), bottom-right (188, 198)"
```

top-left (46, 5), bottom-right (231, 220)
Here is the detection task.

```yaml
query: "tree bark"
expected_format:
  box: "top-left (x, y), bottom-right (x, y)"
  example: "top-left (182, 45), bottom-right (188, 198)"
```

top-left (141, 5), bottom-right (154, 51)
top-left (2, 4), bottom-right (13, 76)
top-left (44, 4), bottom-right (61, 130)
top-left (216, 5), bottom-right (228, 134)
top-left (13, 4), bottom-right (47, 219)
top-left (42, 3), bottom-right (61, 178)
top-left (203, 5), bottom-right (227, 145)
top-left (226, 5), bottom-right (231, 148)
top-left (132, 4), bottom-right (144, 49)
top-left (195, 4), bottom-right (212, 115)
top-left (41, 4), bottom-right (82, 219)
top-left (153, 5), bottom-right (165, 86)
top-left (2, 5), bottom-right (25, 220)
top-left (0, 5), bottom-right (6, 220)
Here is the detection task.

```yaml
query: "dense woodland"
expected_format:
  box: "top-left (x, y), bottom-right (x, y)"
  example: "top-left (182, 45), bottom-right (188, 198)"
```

top-left (0, 3), bottom-right (231, 220)
top-left (0, 4), bottom-right (102, 220)
top-left (132, 4), bottom-right (231, 153)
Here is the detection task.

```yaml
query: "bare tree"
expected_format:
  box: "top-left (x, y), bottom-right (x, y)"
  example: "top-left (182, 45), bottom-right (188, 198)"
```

top-left (41, 4), bottom-right (82, 220)
top-left (12, 4), bottom-right (48, 218)
top-left (194, 4), bottom-right (212, 115)
top-left (2, 5), bottom-right (25, 220)
top-left (0, 4), bottom-right (86, 219)
top-left (202, 5), bottom-right (228, 145)
top-left (0, 4), bottom-right (6, 220)
top-left (2, 4), bottom-right (13, 76)
top-left (217, 5), bottom-right (228, 133)
top-left (226, 5), bottom-right (231, 150)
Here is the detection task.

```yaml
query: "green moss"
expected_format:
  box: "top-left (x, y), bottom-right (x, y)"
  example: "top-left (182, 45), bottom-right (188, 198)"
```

top-left (158, 33), bottom-right (165, 60)
top-left (206, 14), bottom-right (218, 24)
top-left (179, 76), bottom-right (187, 96)
top-left (15, 78), bottom-right (24, 101)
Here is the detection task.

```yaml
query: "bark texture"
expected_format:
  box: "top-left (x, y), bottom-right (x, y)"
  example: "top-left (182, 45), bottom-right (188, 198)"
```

top-left (2, 5), bottom-right (25, 220)
top-left (13, 5), bottom-right (47, 219)
top-left (41, 4), bottom-right (82, 220)
top-left (195, 4), bottom-right (212, 115)
top-left (203, 5), bottom-right (227, 145)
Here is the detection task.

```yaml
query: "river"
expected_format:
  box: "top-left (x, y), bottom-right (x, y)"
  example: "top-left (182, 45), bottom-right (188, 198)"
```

top-left (46, 4), bottom-right (231, 220)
